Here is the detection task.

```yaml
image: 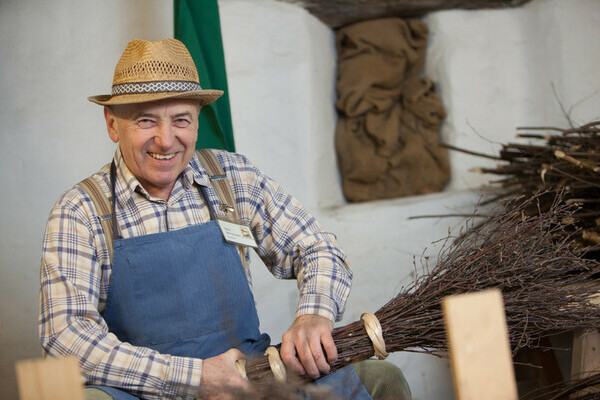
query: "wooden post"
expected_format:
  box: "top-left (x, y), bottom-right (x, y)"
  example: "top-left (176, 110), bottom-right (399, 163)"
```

top-left (570, 288), bottom-right (600, 397)
top-left (572, 329), bottom-right (600, 379)
top-left (443, 288), bottom-right (518, 400)
top-left (15, 357), bottom-right (85, 400)
top-left (571, 329), bottom-right (600, 397)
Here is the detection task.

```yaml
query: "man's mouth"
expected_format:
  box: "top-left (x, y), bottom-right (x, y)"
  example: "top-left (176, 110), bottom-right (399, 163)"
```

top-left (149, 152), bottom-right (176, 160)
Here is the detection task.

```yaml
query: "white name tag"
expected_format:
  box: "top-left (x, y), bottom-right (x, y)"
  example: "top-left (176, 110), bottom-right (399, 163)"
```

top-left (217, 219), bottom-right (258, 248)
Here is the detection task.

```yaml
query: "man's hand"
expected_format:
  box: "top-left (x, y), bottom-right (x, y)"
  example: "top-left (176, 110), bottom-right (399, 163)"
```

top-left (199, 349), bottom-right (251, 399)
top-left (280, 314), bottom-right (337, 379)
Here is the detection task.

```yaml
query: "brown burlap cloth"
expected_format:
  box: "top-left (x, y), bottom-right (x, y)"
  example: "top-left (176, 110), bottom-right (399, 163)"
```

top-left (335, 18), bottom-right (450, 202)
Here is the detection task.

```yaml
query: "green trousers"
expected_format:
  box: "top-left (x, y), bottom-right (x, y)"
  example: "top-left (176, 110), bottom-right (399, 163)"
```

top-left (353, 359), bottom-right (412, 400)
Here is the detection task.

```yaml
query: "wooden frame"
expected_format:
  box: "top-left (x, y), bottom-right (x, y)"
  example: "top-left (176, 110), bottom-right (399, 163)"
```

top-left (280, 0), bottom-right (533, 27)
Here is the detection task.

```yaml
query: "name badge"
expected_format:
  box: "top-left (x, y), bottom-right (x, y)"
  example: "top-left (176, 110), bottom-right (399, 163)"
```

top-left (217, 219), bottom-right (258, 248)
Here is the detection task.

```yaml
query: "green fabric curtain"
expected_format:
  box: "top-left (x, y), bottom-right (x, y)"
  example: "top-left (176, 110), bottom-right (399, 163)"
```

top-left (174, 0), bottom-right (235, 152)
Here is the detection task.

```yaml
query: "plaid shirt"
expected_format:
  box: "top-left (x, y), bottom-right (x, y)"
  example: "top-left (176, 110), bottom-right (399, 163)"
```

top-left (39, 150), bottom-right (352, 399)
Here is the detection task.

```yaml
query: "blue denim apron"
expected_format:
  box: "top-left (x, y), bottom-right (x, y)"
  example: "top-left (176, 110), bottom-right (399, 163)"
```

top-left (89, 168), bottom-right (370, 399)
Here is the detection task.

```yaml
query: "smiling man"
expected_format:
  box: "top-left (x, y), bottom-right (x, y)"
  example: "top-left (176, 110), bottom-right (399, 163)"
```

top-left (38, 39), bottom-right (410, 400)
top-left (104, 101), bottom-right (200, 201)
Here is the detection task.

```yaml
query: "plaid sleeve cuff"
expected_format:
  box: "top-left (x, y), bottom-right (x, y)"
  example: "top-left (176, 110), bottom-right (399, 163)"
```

top-left (162, 355), bottom-right (202, 399)
top-left (295, 293), bottom-right (339, 323)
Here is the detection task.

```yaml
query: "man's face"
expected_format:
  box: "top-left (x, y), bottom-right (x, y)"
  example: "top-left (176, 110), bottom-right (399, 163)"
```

top-left (105, 99), bottom-right (200, 200)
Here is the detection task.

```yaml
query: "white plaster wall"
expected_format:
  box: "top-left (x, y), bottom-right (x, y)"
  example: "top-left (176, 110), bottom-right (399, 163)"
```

top-left (0, 1), bottom-right (173, 398)
top-left (1, 0), bottom-right (599, 399)
top-left (220, 0), bottom-right (344, 209)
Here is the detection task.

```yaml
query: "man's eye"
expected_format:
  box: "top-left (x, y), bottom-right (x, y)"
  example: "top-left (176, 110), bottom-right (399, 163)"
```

top-left (174, 119), bottom-right (191, 128)
top-left (137, 119), bottom-right (156, 128)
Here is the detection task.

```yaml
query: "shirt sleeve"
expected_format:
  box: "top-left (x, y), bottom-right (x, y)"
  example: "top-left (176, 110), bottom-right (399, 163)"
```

top-left (221, 152), bottom-right (353, 323)
top-left (39, 187), bottom-right (202, 400)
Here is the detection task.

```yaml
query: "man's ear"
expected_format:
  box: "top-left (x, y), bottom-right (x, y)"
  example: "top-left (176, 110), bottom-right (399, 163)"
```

top-left (104, 106), bottom-right (119, 143)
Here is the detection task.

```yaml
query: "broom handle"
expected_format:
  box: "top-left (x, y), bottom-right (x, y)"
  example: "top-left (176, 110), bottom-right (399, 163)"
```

top-left (236, 312), bottom-right (386, 385)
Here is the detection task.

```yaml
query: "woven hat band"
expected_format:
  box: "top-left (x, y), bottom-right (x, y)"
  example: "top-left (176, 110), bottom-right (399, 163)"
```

top-left (111, 80), bottom-right (203, 96)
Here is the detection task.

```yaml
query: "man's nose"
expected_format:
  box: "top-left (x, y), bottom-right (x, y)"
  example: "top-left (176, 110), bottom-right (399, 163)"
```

top-left (154, 123), bottom-right (176, 148)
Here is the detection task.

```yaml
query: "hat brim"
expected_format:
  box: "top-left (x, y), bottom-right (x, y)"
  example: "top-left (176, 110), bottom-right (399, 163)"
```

top-left (87, 89), bottom-right (224, 106)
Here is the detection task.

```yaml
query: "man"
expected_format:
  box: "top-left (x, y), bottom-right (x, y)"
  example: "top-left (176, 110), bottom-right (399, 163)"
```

top-left (39, 38), bottom-right (410, 399)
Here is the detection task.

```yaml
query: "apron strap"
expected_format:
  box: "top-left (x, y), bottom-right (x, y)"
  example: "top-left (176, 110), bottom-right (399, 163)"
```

top-left (195, 149), bottom-right (249, 273)
top-left (195, 149), bottom-right (237, 216)
top-left (78, 177), bottom-right (115, 262)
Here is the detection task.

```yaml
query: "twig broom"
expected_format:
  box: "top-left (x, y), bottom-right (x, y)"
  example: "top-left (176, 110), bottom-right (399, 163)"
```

top-left (240, 191), bottom-right (600, 392)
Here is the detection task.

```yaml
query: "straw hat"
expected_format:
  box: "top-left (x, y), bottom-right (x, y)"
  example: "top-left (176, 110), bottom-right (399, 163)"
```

top-left (88, 38), bottom-right (223, 106)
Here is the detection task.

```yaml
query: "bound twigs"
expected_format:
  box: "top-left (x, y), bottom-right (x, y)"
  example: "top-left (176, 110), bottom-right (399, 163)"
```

top-left (454, 121), bottom-right (600, 244)
top-left (241, 191), bottom-right (600, 391)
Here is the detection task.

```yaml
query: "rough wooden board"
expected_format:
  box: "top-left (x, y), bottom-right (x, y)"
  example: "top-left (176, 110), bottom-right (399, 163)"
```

top-left (443, 289), bottom-right (518, 400)
top-left (569, 284), bottom-right (600, 395)
top-left (280, 0), bottom-right (533, 27)
top-left (571, 329), bottom-right (600, 396)
top-left (15, 357), bottom-right (84, 400)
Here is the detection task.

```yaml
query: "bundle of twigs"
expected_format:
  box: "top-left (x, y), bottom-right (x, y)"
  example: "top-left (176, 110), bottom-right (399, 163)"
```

top-left (445, 120), bottom-right (600, 247)
top-left (242, 191), bottom-right (600, 392)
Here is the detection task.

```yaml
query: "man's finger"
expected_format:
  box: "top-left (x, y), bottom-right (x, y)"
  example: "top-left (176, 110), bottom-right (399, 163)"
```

top-left (308, 335), bottom-right (330, 376)
top-left (297, 340), bottom-right (321, 379)
top-left (321, 331), bottom-right (338, 364)
top-left (280, 338), bottom-right (306, 376)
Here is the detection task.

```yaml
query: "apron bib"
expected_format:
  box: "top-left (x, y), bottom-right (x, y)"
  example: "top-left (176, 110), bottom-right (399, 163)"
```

top-left (104, 221), bottom-right (270, 358)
